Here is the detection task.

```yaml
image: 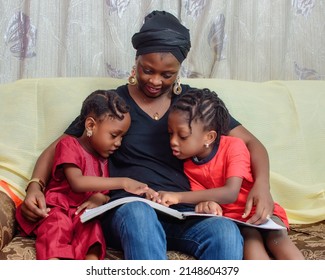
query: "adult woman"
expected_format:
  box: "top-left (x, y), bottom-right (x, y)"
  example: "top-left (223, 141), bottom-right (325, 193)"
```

top-left (21, 11), bottom-right (273, 259)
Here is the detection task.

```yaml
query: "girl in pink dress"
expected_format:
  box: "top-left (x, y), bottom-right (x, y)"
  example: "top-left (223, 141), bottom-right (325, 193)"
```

top-left (16, 90), bottom-right (156, 260)
top-left (154, 88), bottom-right (304, 260)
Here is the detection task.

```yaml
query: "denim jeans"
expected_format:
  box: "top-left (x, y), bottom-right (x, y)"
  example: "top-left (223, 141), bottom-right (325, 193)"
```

top-left (101, 201), bottom-right (243, 260)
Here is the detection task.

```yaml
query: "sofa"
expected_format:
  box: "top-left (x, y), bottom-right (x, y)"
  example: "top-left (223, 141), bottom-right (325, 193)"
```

top-left (0, 77), bottom-right (324, 260)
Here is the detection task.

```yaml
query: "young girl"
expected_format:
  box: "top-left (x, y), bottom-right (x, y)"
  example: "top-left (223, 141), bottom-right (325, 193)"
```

top-left (16, 90), bottom-right (156, 260)
top-left (155, 88), bottom-right (304, 260)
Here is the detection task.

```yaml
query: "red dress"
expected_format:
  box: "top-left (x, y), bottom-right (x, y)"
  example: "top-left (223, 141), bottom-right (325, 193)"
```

top-left (184, 136), bottom-right (289, 228)
top-left (16, 136), bottom-right (108, 259)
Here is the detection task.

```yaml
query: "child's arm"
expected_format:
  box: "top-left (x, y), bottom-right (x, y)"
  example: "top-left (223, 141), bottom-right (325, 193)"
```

top-left (156, 176), bottom-right (243, 207)
top-left (63, 163), bottom-right (157, 197)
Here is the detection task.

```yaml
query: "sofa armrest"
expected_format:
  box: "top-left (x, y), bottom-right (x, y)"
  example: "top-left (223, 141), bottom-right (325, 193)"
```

top-left (0, 191), bottom-right (16, 250)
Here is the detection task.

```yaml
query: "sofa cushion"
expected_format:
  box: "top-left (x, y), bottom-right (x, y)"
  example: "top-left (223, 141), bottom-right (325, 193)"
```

top-left (1, 222), bottom-right (324, 260)
top-left (0, 235), bottom-right (195, 260)
top-left (0, 191), bottom-right (16, 251)
top-left (289, 222), bottom-right (325, 260)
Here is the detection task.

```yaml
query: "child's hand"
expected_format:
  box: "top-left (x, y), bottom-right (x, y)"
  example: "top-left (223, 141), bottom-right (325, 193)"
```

top-left (75, 193), bottom-right (109, 215)
top-left (195, 201), bottom-right (223, 216)
top-left (123, 178), bottom-right (158, 197)
top-left (153, 191), bottom-right (180, 207)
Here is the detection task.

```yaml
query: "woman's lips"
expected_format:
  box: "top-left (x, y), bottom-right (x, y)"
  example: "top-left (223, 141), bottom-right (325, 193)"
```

top-left (145, 85), bottom-right (161, 95)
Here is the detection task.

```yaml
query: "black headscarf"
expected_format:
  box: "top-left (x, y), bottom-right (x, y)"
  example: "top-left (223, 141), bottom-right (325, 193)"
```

top-left (132, 11), bottom-right (191, 63)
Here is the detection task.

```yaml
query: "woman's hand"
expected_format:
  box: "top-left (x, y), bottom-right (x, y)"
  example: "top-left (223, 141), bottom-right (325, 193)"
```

top-left (20, 183), bottom-right (49, 222)
top-left (243, 180), bottom-right (274, 224)
top-left (75, 193), bottom-right (110, 215)
top-left (229, 125), bottom-right (274, 225)
top-left (21, 135), bottom-right (64, 222)
top-left (195, 201), bottom-right (223, 215)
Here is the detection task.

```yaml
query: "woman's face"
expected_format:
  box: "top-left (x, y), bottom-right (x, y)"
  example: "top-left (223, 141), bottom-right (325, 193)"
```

top-left (135, 52), bottom-right (181, 98)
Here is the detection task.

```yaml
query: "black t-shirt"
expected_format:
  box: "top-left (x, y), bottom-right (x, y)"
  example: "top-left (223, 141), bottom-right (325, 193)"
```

top-left (65, 84), bottom-right (241, 201)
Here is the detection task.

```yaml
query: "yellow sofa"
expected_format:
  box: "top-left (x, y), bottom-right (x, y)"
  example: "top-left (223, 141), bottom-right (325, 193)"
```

top-left (0, 78), bottom-right (324, 260)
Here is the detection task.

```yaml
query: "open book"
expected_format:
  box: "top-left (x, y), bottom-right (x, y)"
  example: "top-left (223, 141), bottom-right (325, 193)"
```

top-left (80, 196), bottom-right (285, 230)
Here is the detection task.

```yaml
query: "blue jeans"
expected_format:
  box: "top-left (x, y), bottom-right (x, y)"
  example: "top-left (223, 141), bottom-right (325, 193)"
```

top-left (101, 201), bottom-right (243, 260)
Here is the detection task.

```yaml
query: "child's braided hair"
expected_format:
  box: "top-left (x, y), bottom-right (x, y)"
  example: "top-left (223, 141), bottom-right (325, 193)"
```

top-left (170, 88), bottom-right (230, 145)
top-left (78, 89), bottom-right (129, 127)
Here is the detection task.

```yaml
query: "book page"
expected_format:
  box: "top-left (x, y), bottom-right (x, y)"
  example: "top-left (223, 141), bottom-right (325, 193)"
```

top-left (80, 196), bottom-right (184, 223)
top-left (182, 212), bottom-right (286, 230)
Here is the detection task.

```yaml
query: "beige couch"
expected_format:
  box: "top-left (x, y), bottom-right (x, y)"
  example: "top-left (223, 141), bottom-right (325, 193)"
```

top-left (0, 78), bottom-right (324, 260)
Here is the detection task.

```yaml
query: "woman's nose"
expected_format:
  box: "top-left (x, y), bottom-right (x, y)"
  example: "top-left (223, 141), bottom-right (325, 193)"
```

top-left (149, 75), bottom-right (162, 86)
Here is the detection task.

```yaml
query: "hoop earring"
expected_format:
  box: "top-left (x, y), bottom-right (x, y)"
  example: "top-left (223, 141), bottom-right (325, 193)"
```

top-left (128, 66), bottom-right (137, 85)
top-left (86, 129), bottom-right (92, 137)
top-left (173, 76), bottom-right (182, 95)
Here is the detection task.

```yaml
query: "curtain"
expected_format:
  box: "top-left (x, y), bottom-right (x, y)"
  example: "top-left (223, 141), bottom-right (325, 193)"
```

top-left (0, 0), bottom-right (324, 83)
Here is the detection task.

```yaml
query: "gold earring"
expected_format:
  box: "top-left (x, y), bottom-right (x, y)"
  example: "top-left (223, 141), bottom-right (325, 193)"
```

top-left (173, 76), bottom-right (182, 95)
top-left (128, 66), bottom-right (137, 85)
top-left (86, 129), bottom-right (92, 137)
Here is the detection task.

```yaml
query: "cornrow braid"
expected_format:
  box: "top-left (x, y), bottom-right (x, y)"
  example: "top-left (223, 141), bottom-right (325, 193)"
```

top-left (171, 88), bottom-right (230, 145)
top-left (78, 90), bottom-right (129, 128)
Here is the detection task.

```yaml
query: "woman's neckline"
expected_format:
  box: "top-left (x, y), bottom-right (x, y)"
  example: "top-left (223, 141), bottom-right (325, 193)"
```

top-left (127, 84), bottom-right (172, 121)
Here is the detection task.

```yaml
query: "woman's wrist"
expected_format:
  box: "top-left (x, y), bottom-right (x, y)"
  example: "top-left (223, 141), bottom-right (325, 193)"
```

top-left (25, 178), bottom-right (46, 193)
top-left (253, 177), bottom-right (270, 190)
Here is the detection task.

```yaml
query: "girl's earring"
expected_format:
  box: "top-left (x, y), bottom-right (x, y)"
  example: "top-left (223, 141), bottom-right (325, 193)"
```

top-left (205, 143), bottom-right (210, 148)
top-left (128, 66), bottom-right (137, 85)
top-left (86, 129), bottom-right (93, 137)
top-left (173, 76), bottom-right (182, 95)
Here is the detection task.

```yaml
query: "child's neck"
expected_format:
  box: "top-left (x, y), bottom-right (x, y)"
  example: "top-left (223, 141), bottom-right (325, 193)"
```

top-left (78, 134), bottom-right (103, 159)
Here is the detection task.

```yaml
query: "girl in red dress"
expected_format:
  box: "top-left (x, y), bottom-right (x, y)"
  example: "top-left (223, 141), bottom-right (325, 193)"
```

top-left (16, 90), bottom-right (156, 260)
top-left (154, 88), bottom-right (304, 260)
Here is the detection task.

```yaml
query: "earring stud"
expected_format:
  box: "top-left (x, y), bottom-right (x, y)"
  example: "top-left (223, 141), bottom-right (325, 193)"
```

top-left (86, 130), bottom-right (92, 137)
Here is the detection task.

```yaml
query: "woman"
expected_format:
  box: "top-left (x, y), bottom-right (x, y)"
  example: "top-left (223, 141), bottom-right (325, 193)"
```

top-left (21, 11), bottom-right (273, 259)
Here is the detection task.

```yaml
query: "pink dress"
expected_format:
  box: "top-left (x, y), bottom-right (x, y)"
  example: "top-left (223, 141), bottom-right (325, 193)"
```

top-left (16, 136), bottom-right (108, 259)
top-left (184, 136), bottom-right (289, 228)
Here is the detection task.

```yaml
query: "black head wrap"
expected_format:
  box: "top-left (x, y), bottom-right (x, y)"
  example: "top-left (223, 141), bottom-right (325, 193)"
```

top-left (132, 10), bottom-right (191, 63)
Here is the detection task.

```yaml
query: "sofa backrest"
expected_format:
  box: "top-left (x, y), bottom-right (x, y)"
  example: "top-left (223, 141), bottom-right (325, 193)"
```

top-left (0, 77), bottom-right (324, 223)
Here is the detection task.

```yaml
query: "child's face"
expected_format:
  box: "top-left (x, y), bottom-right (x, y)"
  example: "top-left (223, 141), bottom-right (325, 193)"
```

top-left (91, 113), bottom-right (131, 158)
top-left (168, 111), bottom-right (211, 160)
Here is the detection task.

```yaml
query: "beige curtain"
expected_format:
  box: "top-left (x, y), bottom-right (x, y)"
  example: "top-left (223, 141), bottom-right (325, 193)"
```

top-left (1, 0), bottom-right (324, 84)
